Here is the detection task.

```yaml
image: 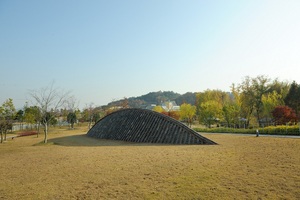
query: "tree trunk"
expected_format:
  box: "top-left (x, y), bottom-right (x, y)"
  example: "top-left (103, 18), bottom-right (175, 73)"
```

top-left (1, 131), bottom-right (3, 143)
top-left (37, 122), bottom-right (40, 138)
top-left (256, 108), bottom-right (261, 127)
top-left (4, 130), bottom-right (7, 141)
top-left (88, 119), bottom-right (92, 129)
top-left (44, 123), bottom-right (48, 143)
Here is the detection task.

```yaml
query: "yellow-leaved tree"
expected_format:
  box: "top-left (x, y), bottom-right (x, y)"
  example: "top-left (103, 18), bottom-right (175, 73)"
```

top-left (180, 103), bottom-right (196, 127)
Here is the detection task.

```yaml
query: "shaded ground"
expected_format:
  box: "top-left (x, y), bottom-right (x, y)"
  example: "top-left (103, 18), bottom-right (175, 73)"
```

top-left (0, 131), bottom-right (299, 199)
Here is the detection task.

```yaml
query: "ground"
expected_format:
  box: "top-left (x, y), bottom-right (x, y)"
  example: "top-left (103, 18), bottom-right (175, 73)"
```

top-left (0, 127), bottom-right (299, 199)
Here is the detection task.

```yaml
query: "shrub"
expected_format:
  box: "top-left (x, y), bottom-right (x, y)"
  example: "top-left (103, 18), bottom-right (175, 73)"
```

top-left (18, 131), bottom-right (38, 137)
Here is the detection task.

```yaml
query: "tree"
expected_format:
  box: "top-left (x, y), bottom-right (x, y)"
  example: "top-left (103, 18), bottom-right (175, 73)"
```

top-left (261, 91), bottom-right (284, 126)
top-left (15, 109), bottom-right (24, 130)
top-left (238, 77), bottom-right (255, 127)
top-left (222, 104), bottom-right (240, 127)
top-left (24, 108), bottom-right (35, 128)
top-left (196, 90), bottom-right (226, 128)
top-left (272, 106), bottom-right (297, 125)
top-left (62, 96), bottom-right (78, 128)
top-left (67, 112), bottom-right (77, 129)
top-left (0, 120), bottom-right (9, 143)
top-left (0, 99), bottom-right (16, 143)
top-left (29, 83), bottom-right (71, 143)
top-left (92, 112), bottom-right (101, 124)
top-left (153, 105), bottom-right (164, 113)
top-left (162, 110), bottom-right (180, 120)
top-left (196, 89), bottom-right (228, 106)
top-left (238, 75), bottom-right (271, 127)
top-left (180, 103), bottom-right (196, 127)
top-left (24, 106), bottom-right (41, 136)
top-left (269, 78), bottom-right (290, 100)
top-left (83, 103), bottom-right (96, 129)
top-left (198, 100), bottom-right (222, 128)
top-left (222, 84), bottom-right (242, 128)
top-left (251, 75), bottom-right (271, 126)
top-left (284, 81), bottom-right (300, 117)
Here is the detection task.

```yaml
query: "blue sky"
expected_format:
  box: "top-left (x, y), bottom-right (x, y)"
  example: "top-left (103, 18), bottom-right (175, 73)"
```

top-left (1, 0), bottom-right (300, 109)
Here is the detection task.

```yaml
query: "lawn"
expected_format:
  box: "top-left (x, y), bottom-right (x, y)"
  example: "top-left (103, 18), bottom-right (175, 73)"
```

top-left (0, 127), bottom-right (299, 199)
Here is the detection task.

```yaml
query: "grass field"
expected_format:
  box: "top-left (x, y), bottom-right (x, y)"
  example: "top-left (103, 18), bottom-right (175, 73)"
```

top-left (0, 127), bottom-right (299, 199)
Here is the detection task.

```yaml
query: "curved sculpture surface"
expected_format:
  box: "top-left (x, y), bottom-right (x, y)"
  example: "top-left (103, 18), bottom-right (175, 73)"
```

top-left (87, 108), bottom-right (216, 145)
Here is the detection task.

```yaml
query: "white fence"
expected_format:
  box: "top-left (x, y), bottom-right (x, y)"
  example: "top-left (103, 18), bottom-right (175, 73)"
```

top-left (12, 123), bottom-right (38, 132)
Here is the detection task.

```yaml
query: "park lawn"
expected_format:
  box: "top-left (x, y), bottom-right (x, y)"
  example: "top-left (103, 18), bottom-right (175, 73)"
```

top-left (0, 127), bottom-right (299, 200)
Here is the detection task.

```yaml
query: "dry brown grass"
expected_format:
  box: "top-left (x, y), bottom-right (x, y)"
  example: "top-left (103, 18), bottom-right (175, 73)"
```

top-left (0, 127), bottom-right (299, 200)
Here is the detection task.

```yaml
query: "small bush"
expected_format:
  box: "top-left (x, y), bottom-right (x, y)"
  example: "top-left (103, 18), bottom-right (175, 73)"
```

top-left (18, 131), bottom-right (38, 137)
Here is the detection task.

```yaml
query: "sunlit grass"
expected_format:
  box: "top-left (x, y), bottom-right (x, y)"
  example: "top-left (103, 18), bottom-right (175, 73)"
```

top-left (0, 127), bottom-right (299, 199)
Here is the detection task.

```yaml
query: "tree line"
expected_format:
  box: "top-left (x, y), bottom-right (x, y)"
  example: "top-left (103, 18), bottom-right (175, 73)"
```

top-left (1, 75), bottom-right (300, 143)
top-left (196, 75), bottom-right (299, 128)
top-left (151, 75), bottom-right (300, 129)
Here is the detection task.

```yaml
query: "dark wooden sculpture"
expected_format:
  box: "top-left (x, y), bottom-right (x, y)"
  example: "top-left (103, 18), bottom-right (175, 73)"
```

top-left (87, 108), bottom-right (216, 145)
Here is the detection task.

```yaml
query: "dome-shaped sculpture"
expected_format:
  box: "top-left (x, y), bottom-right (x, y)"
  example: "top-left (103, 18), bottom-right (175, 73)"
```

top-left (87, 108), bottom-right (216, 145)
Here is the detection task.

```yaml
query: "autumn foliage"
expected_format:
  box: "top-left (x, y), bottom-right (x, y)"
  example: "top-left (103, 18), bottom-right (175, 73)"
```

top-left (161, 111), bottom-right (180, 120)
top-left (271, 106), bottom-right (298, 125)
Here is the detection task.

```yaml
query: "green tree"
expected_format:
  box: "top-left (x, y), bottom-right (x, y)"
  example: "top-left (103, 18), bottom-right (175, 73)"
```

top-left (67, 112), bottom-right (77, 129)
top-left (225, 84), bottom-right (242, 127)
top-left (24, 109), bottom-right (35, 128)
top-left (222, 104), bottom-right (240, 127)
top-left (180, 103), bottom-right (196, 127)
top-left (262, 91), bottom-right (284, 126)
top-left (238, 76), bottom-right (271, 127)
top-left (0, 120), bottom-right (8, 143)
top-left (196, 89), bottom-right (228, 107)
top-left (284, 81), bottom-right (300, 117)
top-left (15, 109), bottom-right (24, 130)
top-left (269, 78), bottom-right (290, 100)
top-left (251, 75), bottom-right (271, 126)
top-left (92, 112), bottom-right (100, 124)
top-left (238, 76), bottom-right (255, 127)
top-left (196, 90), bottom-right (227, 128)
top-left (0, 99), bottom-right (16, 143)
top-left (198, 100), bottom-right (222, 128)
top-left (24, 106), bottom-right (41, 136)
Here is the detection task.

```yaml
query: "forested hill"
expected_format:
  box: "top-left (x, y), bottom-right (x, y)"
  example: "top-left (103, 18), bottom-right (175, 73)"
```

top-left (107, 91), bottom-right (197, 108)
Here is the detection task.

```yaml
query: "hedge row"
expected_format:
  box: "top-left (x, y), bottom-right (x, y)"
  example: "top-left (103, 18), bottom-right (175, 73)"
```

top-left (194, 125), bottom-right (300, 136)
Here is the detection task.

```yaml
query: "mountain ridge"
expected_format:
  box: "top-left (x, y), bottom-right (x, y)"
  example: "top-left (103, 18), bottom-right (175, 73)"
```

top-left (106, 91), bottom-right (197, 108)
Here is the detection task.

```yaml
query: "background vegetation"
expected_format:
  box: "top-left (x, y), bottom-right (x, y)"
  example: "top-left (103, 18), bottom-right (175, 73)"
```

top-left (2, 75), bottom-right (300, 143)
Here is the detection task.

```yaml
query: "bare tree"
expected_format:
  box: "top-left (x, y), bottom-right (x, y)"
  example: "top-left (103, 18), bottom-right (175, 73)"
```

top-left (29, 82), bottom-right (71, 143)
top-left (84, 102), bottom-right (95, 129)
top-left (66, 96), bottom-right (79, 112)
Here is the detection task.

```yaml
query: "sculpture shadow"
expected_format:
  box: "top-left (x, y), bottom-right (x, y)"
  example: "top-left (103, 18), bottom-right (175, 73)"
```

top-left (47, 134), bottom-right (179, 147)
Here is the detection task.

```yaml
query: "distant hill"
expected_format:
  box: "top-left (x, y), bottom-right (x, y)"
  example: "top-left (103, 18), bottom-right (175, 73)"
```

top-left (107, 91), bottom-right (197, 108)
top-left (174, 92), bottom-right (197, 105)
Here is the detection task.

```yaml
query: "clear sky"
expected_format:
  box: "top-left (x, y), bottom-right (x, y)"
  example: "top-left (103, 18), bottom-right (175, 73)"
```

top-left (1, 0), bottom-right (300, 109)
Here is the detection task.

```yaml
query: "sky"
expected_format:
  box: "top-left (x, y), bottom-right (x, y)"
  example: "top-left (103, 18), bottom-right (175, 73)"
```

top-left (1, 0), bottom-right (300, 109)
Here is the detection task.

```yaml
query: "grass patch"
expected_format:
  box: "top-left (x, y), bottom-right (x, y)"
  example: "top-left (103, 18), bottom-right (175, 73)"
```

top-left (0, 128), bottom-right (299, 199)
top-left (33, 141), bottom-right (55, 146)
